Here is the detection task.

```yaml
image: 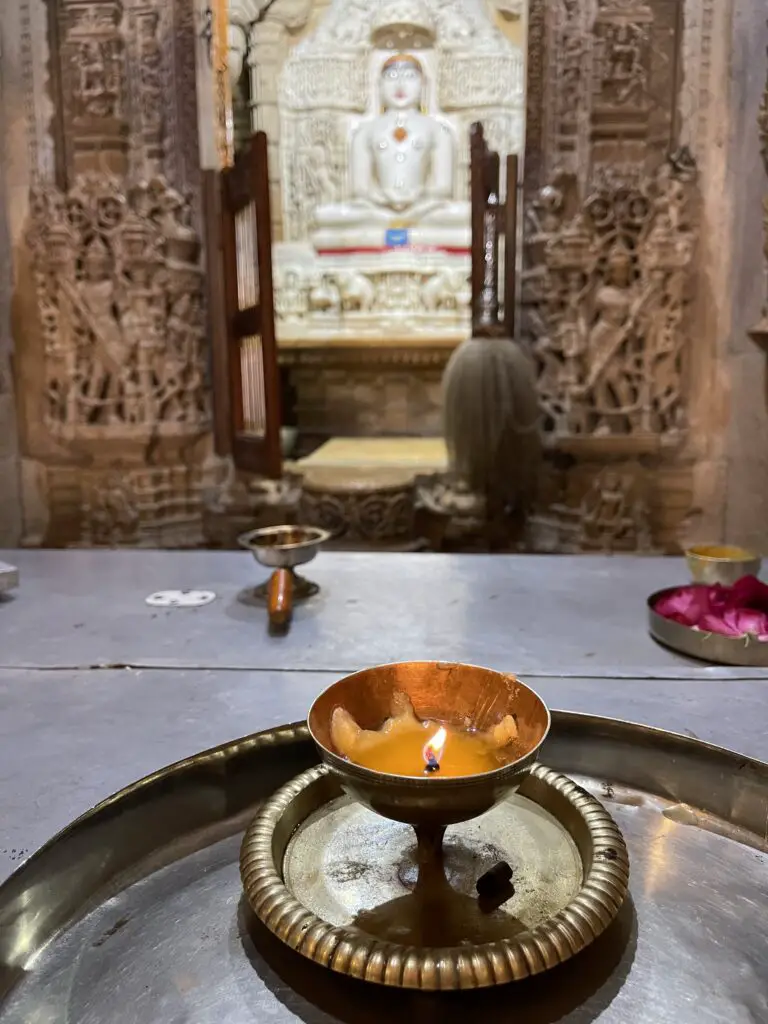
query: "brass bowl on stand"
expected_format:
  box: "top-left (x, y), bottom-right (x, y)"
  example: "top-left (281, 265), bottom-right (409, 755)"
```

top-left (307, 660), bottom-right (551, 827)
top-left (238, 525), bottom-right (330, 632)
top-left (240, 663), bottom-right (629, 990)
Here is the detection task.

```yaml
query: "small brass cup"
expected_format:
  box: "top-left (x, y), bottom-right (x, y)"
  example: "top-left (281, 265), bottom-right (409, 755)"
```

top-left (307, 661), bottom-right (551, 828)
top-left (685, 544), bottom-right (762, 587)
top-left (238, 524), bottom-right (330, 570)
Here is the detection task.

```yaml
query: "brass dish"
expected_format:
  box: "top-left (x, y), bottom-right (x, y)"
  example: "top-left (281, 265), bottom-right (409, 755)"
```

top-left (240, 762), bottom-right (629, 990)
top-left (685, 544), bottom-right (762, 586)
top-left (307, 661), bottom-right (551, 827)
top-left (648, 587), bottom-right (768, 667)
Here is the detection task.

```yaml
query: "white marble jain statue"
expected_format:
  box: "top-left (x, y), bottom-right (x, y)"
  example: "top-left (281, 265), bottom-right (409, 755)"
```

top-left (311, 53), bottom-right (470, 253)
top-left (271, 0), bottom-right (526, 342)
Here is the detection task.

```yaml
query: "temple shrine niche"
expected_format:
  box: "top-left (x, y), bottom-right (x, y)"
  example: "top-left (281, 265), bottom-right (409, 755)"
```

top-left (272, 0), bottom-right (526, 345)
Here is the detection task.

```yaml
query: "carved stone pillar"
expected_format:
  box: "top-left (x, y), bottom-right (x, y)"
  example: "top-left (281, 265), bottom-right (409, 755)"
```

top-left (729, 12), bottom-right (768, 547)
top-left (247, 21), bottom-right (284, 233)
top-left (520, 0), bottom-right (760, 554)
top-left (0, 35), bottom-right (22, 544)
top-left (228, 0), bottom-right (259, 150)
top-left (4, 0), bottom-right (212, 548)
top-left (748, 36), bottom-right (768, 352)
top-left (246, 0), bottom-right (312, 239)
top-left (248, 23), bottom-right (284, 139)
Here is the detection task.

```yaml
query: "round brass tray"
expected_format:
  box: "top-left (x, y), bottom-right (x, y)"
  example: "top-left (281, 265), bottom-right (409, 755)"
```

top-left (648, 587), bottom-right (768, 667)
top-left (240, 762), bottom-right (629, 990)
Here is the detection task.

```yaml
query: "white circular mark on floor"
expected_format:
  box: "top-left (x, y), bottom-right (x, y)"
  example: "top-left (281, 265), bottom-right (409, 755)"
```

top-left (145, 590), bottom-right (217, 608)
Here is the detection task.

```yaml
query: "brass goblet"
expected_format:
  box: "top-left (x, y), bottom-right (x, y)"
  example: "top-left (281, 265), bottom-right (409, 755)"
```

top-left (238, 525), bottom-right (330, 630)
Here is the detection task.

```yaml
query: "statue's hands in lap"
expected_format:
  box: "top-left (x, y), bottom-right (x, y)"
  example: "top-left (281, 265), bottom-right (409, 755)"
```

top-left (381, 188), bottom-right (427, 214)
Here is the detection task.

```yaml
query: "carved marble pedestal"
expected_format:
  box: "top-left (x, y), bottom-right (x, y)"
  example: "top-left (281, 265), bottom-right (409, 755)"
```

top-left (275, 247), bottom-right (471, 344)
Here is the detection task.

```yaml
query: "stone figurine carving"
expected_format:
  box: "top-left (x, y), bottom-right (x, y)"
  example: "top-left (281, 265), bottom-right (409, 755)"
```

top-left (310, 53), bottom-right (469, 253)
top-left (27, 174), bottom-right (210, 445)
top-left (576, 468), bottom-right (652, 553)
top-left (272, 0), bottom-right (525, 342)
top-left (525, 463), bottom-right (653, 555)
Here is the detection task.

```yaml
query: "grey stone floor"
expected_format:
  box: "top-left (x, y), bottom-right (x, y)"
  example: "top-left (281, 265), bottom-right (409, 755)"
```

top-left (0, 549), bottom-right (766, 883)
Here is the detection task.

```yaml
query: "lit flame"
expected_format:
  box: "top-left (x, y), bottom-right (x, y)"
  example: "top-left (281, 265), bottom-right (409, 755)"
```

top-left (423, 726), bottom-right (447, 766)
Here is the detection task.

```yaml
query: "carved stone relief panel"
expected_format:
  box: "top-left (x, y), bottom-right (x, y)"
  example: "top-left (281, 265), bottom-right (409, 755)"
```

top-left (521, 0), bottom-right (709, 553)
top-left (527, 462), bottom-right (653, 554)
top-left (526, 459), bottom-right (693, 554)
top-left (13, 0), bottom-right (209, 547)
top-left (525, 0), bottom-right (682, 196)
top-left (524, 150), bottom-right (696, 451)
top-left (45, 462), bottom-right (216, 547)
top-left (56, 0), bottom-right (129, 178)
top-left (26, 174), bottom-right (210, 447)
top-left (51, 0), bottom-right (202, 195)
top-left (300, 475), bottom-right (416, 545)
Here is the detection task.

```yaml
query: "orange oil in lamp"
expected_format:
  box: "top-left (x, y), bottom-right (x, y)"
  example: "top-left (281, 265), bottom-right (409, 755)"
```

top-left (330, 693), bottom-right (519, 778)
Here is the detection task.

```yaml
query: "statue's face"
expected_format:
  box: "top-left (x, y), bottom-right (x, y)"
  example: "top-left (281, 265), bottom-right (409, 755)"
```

top-left (380, 60), bottom-right (422, 111)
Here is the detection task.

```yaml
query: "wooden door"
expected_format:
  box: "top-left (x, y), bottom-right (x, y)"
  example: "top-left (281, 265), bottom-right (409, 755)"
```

top-left (204, 131), bottom-right (282, 477)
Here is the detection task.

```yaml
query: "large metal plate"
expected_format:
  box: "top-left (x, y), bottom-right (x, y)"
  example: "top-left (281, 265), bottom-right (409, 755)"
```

top-left (0, 714), bottom-right (767, 1022)
top-left (648, 587), bottom-right (768, 667)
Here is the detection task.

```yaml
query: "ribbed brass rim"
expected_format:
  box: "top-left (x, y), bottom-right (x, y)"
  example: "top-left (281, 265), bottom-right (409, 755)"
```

top-left (240, 763), bottom-right (630, 990)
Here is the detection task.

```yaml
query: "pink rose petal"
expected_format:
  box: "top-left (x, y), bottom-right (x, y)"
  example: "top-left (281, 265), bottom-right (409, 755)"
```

top-left (729, 575), bottom-right (768, 612)
top-left (654, 586), bottom-right (711, 627)
top-left (697, 612), bottom-right (744, 638)
top-left (653, 575), bottom-right (768, 641)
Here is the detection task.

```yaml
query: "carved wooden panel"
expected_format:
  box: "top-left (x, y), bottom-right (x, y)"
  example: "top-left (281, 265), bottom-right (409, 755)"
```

top-left (214, 131), bottom-right (282, 477)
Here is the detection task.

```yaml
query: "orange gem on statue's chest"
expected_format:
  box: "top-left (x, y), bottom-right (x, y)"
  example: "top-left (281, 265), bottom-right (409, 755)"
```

top-left (393, 126), bottom-right (408, 142)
